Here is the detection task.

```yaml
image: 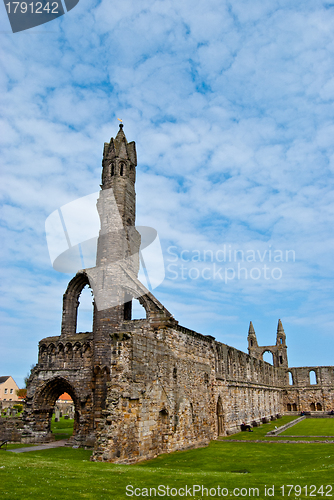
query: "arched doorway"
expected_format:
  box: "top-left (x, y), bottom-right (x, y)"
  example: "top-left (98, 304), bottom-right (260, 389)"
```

top-left (33, 377), bottom-right (81, 440)
top-left (217, 396), bottom-right (224, 436)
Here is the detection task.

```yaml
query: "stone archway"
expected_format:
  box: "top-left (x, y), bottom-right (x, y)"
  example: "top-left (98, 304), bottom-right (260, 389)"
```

top-left (25, 377), bottom-right (84, 443)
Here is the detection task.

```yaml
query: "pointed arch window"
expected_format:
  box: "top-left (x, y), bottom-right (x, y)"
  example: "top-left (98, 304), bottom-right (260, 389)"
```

top-left (309, 370), bottom-right (317, 385)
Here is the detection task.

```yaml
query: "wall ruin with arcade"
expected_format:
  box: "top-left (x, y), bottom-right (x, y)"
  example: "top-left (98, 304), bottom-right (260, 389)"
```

top-left (91, 318), bottom-right (285, 463)
top-left (284, 366), bottom-right (334, 413)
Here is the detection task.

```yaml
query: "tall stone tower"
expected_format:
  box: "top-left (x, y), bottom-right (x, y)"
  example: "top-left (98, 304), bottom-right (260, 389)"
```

top-left (22, 125), bottom-right (146, 445)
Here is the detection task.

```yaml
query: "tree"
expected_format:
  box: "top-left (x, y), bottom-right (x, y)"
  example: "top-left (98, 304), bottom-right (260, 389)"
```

top-left (16, 388), bottom-right (27, 399)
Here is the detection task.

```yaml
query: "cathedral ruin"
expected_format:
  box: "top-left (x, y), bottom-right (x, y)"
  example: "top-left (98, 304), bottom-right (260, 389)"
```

top-left (22, 125), bottom-right (334, 462)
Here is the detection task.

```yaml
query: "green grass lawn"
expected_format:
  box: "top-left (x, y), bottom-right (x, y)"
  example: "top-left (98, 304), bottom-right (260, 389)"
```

top-left (280, 417), bottom-right (334, 436)
top-left (50, 416), bottom-right (74, 440)
top-left (1, 418), bottom-right (334, 499)
top-left (219, 415), bottom-right (300, 440)
top-left (1, 435), bottom-right (334, 499)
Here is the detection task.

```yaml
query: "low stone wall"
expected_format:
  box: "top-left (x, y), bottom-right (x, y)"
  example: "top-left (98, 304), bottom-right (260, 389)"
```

top-left (0, 417), bottom-right (25, 442)
top-left (266, 416), bottom-right (305, 436)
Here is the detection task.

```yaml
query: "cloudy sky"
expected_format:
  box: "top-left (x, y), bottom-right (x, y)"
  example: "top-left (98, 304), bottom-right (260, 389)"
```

top-left (1, 0), bottom-right (334, 387)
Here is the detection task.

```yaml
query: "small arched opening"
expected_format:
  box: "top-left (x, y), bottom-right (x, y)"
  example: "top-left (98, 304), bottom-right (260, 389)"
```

top-left (287, 403), bottom-right (292, 411)
top-left (316, 402), bottom-right (322, 411)
top-left (309, 370), bottom-right (317, 385)
top-left (288, 372), bottom-right (294, 386)
top-left (310, 402), bottom-right (316, 411)
top-left (76, 284), bottom-right (94, 333)
top-left (262, 350), bottom-right (274, 365)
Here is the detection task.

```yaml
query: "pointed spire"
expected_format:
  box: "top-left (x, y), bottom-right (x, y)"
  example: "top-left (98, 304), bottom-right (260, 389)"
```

top-left (247, 321), bottom-right (258, 349)
top-left (277, 319), bottom-right (285, 334)
top-left (103, 124), bottom-right (137, 166)
top-left (248, 321), bottom-right (255, 335)
top-left (276, 318), bottom-right (286, 347)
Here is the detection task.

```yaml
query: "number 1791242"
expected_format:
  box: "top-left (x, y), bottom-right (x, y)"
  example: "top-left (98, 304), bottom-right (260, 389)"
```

top-left (5, 2), bottom-right (59, 14)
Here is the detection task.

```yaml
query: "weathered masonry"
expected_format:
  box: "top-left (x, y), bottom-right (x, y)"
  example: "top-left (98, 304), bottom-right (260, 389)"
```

top-left (22, 125), bottom-right (334, 461)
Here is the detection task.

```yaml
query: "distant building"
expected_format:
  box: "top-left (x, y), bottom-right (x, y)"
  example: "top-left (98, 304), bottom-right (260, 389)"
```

top-left (56, 392), bottom-right (72, 404)
top-left (55, 392), bottom-right (74, 418)
top-left (0, 376), bottom-right (20, 402)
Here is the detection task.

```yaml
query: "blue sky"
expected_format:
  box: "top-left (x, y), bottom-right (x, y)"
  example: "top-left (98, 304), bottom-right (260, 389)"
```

top-left (1, 0), bottom-right (334, 387)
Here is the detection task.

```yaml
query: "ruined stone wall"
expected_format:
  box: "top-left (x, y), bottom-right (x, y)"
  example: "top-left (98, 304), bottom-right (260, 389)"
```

top-left (22, 332), bottom-right (96, 445)
top-left (214, 342), bottom-right (285, 435)
top-left (284, 366), bottom-right (334, 412)
top-left (92, 321), bottom-right (285, 463)
top-left (0, 417), bottom-right (25, 442)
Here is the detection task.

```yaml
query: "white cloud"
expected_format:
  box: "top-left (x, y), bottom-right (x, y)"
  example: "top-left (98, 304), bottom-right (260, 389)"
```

top-left (1, 0), bottom-right (334, 385)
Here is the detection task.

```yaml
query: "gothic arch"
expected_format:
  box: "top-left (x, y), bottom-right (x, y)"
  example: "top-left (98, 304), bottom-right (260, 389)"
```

top-left (61, 272), bottom-right (94, 337)
top-left (262, 350), bottom-right (274, 365)
top-left (33, 377), bottom-right (81, 435)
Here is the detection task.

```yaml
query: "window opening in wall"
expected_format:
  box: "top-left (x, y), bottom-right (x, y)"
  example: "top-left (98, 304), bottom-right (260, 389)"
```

top-left (76, 285), bottom-right (94, 333)
top-left (173, 367), bottom-right (177, 380)
top-left (316, 402), bottom-right (322, 411)
top-left (310, 402), bottom-right (316, 411)
top-left (124, 300), bottom-right (132, 320)
top-left (110, 163), bottom-right (114, 176)
top-left (292, 403), bottom-right (297, 411)
top-left (131, 299), bottom-right (146, 319)
top-left (263, 351), bottom-right (274, 365)
top-left (287, 403), bottom-right (291, 411)
top-left (120, 163), bottom-right (124, 176)
top-left (309, 370), bottom-right (317, 385)
top-left (288, 372), bottom-right (294, 385)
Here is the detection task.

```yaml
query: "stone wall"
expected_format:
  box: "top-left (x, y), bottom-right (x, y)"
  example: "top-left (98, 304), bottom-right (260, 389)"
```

top-left (91, 320), bottom-right (285, 463)
top-left (0, 417), bottom-right (24, 442)
top-left (284, 366), bottom-right (334, 412)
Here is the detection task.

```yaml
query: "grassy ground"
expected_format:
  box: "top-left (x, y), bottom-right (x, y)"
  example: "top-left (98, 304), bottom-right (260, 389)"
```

top-left (280, 417), bottom-right (334, 436)
top-left (0, 418), bottom-right (333, 499)
top-left (50, 416), bottom-right (74, 441)
top-left (219, 415), bottom-right (299, 440)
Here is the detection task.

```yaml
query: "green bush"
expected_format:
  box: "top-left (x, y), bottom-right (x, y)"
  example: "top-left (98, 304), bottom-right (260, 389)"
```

top-left (13, 404), bottom-right (23, 412)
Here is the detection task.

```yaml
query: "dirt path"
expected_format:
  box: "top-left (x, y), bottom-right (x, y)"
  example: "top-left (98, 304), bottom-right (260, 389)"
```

top-left (7, 439), bottom-right (69, 453)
